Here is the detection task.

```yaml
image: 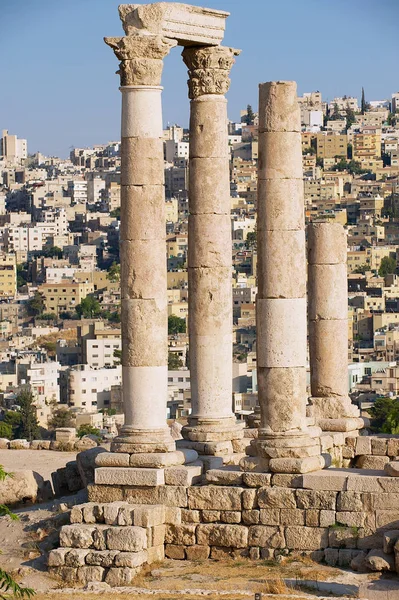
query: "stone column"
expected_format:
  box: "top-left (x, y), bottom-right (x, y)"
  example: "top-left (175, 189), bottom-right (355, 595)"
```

top-left (255, 81), bottom-right (323, 474)
top-left (180, 46), bottom-right (244, 454)
top-left (104, 33), bottom-right (179, 457)
top-left (308, 222), bottom-right (362, 432)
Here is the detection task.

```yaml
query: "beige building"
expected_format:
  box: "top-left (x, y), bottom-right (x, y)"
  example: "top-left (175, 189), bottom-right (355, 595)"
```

top-left (353, 127), bottom-right (382, 161)
top-left (0, 253), bottom-right (17, 298)
top-left (40, 281), bottom-right (94, 315)
top-left (0, 129), bottom-right (27, 164)
top-left (316, 134), bottom-right (347, 159)
top-left (68, 364), bottom-right (122, 412)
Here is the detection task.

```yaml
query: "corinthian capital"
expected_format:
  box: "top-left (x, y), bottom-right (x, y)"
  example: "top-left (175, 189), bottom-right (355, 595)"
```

top-left (105, 33), bottom-right (177, 86)
top-left (182, 46), bottom-right (241, 100)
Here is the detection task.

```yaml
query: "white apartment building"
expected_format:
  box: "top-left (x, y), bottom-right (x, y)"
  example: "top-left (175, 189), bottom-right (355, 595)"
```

top-left (67, 180), bottom-right (88, 203)
top-left (328, 96), bottom-right (359, 113)
top-left (85, 337), bottom-right (121, 369)
top-left (0, 130), bottom-right (27, 164)
top-left (3, 226), bottom-right (43, 254)
top-left (87, 176), bottom-right (106, 204)
top-left (78, 244), bottom-right (97, 271)
top-left (68, 364), bottom-right (122, 412)
top-left (165, 140), bottom-right (189, 163)
top-left (46, 266), bottom-right (77, 284)
top-left (392, 93), bottom-right (399, 114)
top-left (25, 360), bottom-right (60, 405)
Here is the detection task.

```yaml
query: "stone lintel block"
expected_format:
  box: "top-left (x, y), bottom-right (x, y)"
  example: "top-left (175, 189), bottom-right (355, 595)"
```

top-left (346, 471), bottom-right (384, 492)
top-left (257, 299), bottom-right (306, 368)
top-left (258, 81), bottom-right (301, 133)
top-left (129, 450), bottom-right (196, 468)
top-left (269, 455), bottom-right (324, 474)
top-left (119, 4), bottom-right (229, 46)
top-left (317, 418), bottom-right (364, 433)
top-left (257, 230), bottom-right (306, 299)
top-left (302, 470), bottom-right (348, 492)
top-left (164, 465), bottom-right (203, 486)
top-left (257, 177), bottom-right (304, 231)
top-left (94, 467), bottom-right (165, 487)
top-left (188, 213), bottom-right (232, 268)
top-left (308, 222), bottom-right (347, 265)
top-left (258, 131), bottom-right (302, 179)
top-left (121, 137), bottom-right (164, 186)
top-left (206, 467), bottom-right (243, 485)
top-left (190, 97), bottom-right (229, 159)
top-left (187, 485), bottom-right (243, 510)
top-left (95, 453), bottom-right (130, 468)
top-left (120, 184), bottom-right (165, 242)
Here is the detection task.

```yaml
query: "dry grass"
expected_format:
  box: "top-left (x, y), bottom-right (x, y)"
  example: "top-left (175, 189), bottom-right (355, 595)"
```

top-left (262, 577), bottom-right (289, 594)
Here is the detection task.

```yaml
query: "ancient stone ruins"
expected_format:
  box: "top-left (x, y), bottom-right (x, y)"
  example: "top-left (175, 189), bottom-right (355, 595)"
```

top-left (48, 2), bottom-right (399, 586)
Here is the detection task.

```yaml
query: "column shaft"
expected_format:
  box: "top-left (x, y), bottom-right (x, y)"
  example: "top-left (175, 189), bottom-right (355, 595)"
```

top-left (255, 81), bottom-right (323, 474)
top-left (308, 222), bottom-right (361, 431)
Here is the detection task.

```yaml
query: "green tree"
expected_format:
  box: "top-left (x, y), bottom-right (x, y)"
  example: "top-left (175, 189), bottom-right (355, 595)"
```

top-left (378, 256), bottom-right (397, 277)
top-left (168, 315), bottom-right (186, 335)
top-left (0, 422), bottom-right (12, 439)
top-left (113, 348), bottom-right (122, 365)
top-left (77, 424), bottom-right (101, 438)
top-left (107, 261), bottom-right (120, 283)
top-left (361, 87), bottom-right (366, 114)
top-left (42, 246), bottom-right (63, 259)
top-left (76, 295), bottom-right (101, 318)
top-left (168, 352), bottom-right (183, 370)
top-left (246, 231), bottom-right (257, 249)
top-left (243, 104), bottom-right (255, 125)
top-left (16, 264), bottom-right (28, 291)
top-left (3, 411), bottom-right (22, 438)
top-left (353, 264), bottom-right (369, 275)
top-left (369, 397), bottom-right (399, 433)
top-left (48, 407), bottom-right (75, 430)
top-left (346, 107), bottom-right (356, 129)
top-left (27, 292), bottom-right (45, 317)
top-left (14, 391), bottom-right (40, 441)
top-left (331, 103), bottom-right (340, 120)
top-left (0, 466), bottom-right (35, 599)
top-left (347, 143), bottom-right (353, 160)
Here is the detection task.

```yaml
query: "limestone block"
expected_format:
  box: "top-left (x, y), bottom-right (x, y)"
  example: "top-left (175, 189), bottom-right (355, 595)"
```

top-left (133, 505), bottom-right (165, 528)
top-left (88, 484), bottom-right (124, 503)
top-left (257, 178), bottom-right (304, 231)
top-left (324, 548), bottom-right (339, 567)
top-left (371, 438), bottom-right (388, 456)
top-left (257, 230), bottom-right (306, 299)
top-left (387, 439), bottom-right (399, 458)
top-left (383, 530), bottom-right (399, 554)
top-left (258, 81), bottom-right (301, 133)
top-left (9, 439), bottom-right (30, 449)
top-left (120, 185), bottom-right (165, 242)
top-left (189, 158), bottom-right (230, 214)
top-left (206, 468), bottom-right (243, 486)
top-left (0, 438), bottom-right (9, 449)
top-left (188, 214), bottom-right (232, 268)
top-left (59, 525), bottom-right (95, 549)
top-left (258, 132), bottom-right (302, 180)
top-left (93, 528), bottom-right (107, 551)
top-left (378, 476), bottom-right (399, 492)
top-left (95, 453), bottom-right (130, 468)
top-left (121, 137), bottom-right (164, 186)
top-left (302, 470), bottom-right (348, 492)
top-left (346, 474), bottom-right (382, 493)
top-left (350, 551), bottom-right (367, 572)
top-left (85, 550), bottom-right (118, 567)
top-left (328, 527), bottom-right (358, 549)
top-left (76, 566), bottom-right (104, 585)
top-left (257, 299), bottom-right (306, 368)
top-left (242, 489), bottom-right (258, 510)
top-left (243, 472), bottom-right (272, 488)
top-left (165, 544), bottom-right (185, 559)
top-left (385, 461), bottom-right (399, 477)
top-left (121, 87), bottom-right (162, 138)
top-left (188, 267), bottom-right (232, 335)
top-left (105, 567), bottom-right (139, 586)
top-left (232, 438), bottom-right (250, 453)
top-left (375, 510), bottom-right (399, 529)
top-left (146, 524), bottom-right (166, 547)
top-left (242, 510), bottom-right (260, 525)
top-left (259, 509), bottom-right (280, 526)
top-left (120, 239), bottom-right (166, 300)
top-left (337, 491), bottom-right (363, 512)
top-left (196, 524), bottom-right (248, 548)
top-left (257, 487), bottom-right (296, 509)
top-left (364, 549), bottom-right (395, 572)
top-left (165, 524), bottom-right (196, 546)
top-left (306, 510), bottom-right (320, 527)
top-left (296, 490), bottom-right (337, 510)
top-left (48, 566), bottom-right (77, 583)
top-left (65, 549), bottom-right (89, 567)
top-left (165, 506), bottom-right (181, 525)
top-left (164, 465), bottom-right (202, 486)
top-left (95, 467), bottom-right (165, 487)
top-left (308, 264), bottom-right (347, 320)
top-left (123, 484), bottom-right (188, 508)
top-left (47, 548), bottom-right (69, 567)
top-left (106, 527), bottom-right (147, 552)
top-left (269, 456), bottom-right (324, 474)
top-left (70, 505), bottom-right (84, 524)
top-left (147, 545), bottom-right (164, 563)
top-left (202, 510), bottom-right (220, 522)
top-left (280, 509), bottom-right (305, 526)
top-left (271, 474), bottom-right (303, 488)
top-left (248, 525), bottom-right (285, 548)
top-left (118, 506), bottom-right (135, 526)
top-left (129, 450), bottom-right (192, 468)
top-left (285, 526), bottom-right (329, 550)
top-left (336, 512), bottom-right (365, 528)
top-left (189, 97), bottom-right (228, 159)
top-left (309, 320), bottom-right (348, 398)
top-left (181, 509), bottom-right (201, 523)
top-left (220, 511), bottom-right (241, 524)
top-left (185, 545), bottom-right (210, 560)
top-left (338, 549), bottom-right (355, 568)
top-left (104, 503), bottom-right (126, 525)
top-left (356, 455), bottom-right (389, 470)
top-left (308, 222), bottom-right (347, 265)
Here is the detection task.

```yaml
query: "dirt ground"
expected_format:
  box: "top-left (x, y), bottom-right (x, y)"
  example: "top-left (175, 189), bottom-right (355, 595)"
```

top-left (0, 492), bottom-right (389, 600)
top-left (0, 449), bottom-right (76, 483)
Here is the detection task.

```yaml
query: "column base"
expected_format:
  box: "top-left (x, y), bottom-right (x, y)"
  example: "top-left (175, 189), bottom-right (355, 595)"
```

top-left (307, 396), bottom-right (363, 432)
top-left (181, 416), bottom-right (244, 443)
top-left (111, 427), bottom-right (176, 454)
top-left (245, 407), bottom-right (261, 429)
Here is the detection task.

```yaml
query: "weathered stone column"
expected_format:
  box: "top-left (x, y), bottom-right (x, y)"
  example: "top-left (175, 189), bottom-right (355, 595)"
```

top-left (255, 81), bottom-right (323, 474)
top-left (308, 222), bottom-right (362, 432)
top-left (104, 33), bottom-right (178, 456)
top-left (180, 46), bottom-right (244, 454)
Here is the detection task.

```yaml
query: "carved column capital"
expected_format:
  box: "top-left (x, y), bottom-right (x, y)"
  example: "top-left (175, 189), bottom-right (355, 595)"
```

top-left (182, 45), bottom-right (241, 100)
top-left (105, 33), bottom-right (177, 86)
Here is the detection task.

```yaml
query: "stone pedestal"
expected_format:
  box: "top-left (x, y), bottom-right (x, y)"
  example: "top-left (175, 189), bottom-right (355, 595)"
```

top-left (180, 45), bottom-right (244, 454)
top-left (253, 81), bottom-right (323, 474)
top-left (307, 222), bottom-right (362, 432)
top-left (104, 33), bottom-right (178, 461)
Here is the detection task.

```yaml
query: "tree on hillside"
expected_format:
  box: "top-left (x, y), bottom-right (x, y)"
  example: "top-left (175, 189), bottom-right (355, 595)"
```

top-left (168, 315), bottom-right (186, 335)
top-left (246, 231), bottom-right (257, 249)
top-left (14, 390), bottom-right (40, 441)
top-left (369, 397), bottom-right (399, 433)
top-left (361, 87), bottom-right (366, 114)
top-left (378, 256), bottom-right (397, 277)
top-left (27, 292), bottom-right (45, 317)
top-left (168, 352), bottom-right (183, 370)
top-left (330, 103), bottom-right (340, 120)
top-left (77, 424), bottom-right (100, 438)
top-left (48, 407), bottom-right (75, 430)
top-left (346, 107), bottom-right (356, 129)
top-left (107, 261), bottom-right (120, 283)
top-left (76, 295), bottom-right (101, 319)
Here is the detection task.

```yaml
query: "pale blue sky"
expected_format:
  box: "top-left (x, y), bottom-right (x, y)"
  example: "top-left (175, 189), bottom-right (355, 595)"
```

top-left (1, 0), bottom-right (398, 157)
